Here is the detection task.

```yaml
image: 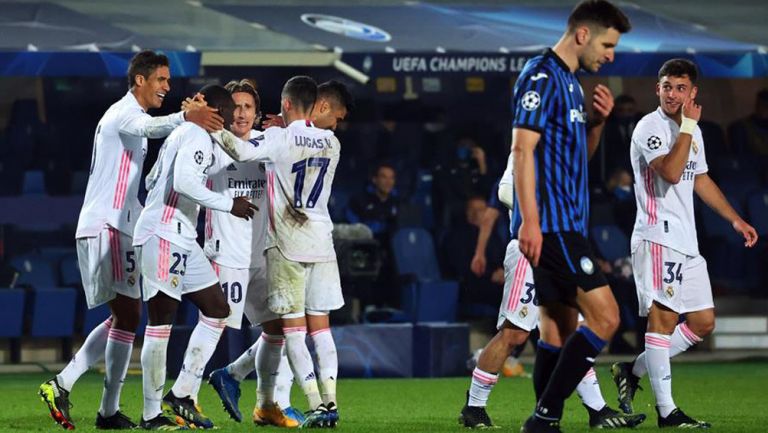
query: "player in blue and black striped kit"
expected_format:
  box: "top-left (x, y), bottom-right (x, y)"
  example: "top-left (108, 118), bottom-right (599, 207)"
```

top-left (507, 2), bottom-right (633, 432)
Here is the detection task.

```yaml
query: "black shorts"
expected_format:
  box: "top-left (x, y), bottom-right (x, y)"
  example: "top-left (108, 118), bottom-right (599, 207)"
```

top-left (532, 232), bottom-right (608, 305)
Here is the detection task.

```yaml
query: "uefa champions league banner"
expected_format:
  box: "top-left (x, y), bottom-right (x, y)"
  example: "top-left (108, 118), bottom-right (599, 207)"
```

top-left (341, 51), bottom-right (768, 78)
top-left (0, 51), bottom-right (201, 77)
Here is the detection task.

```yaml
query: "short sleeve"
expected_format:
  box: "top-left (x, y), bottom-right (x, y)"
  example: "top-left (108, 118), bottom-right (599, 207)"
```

top-left (632, 119), bottom-right (670, 165)
top-left (694, 128), bottom-right (708, 174)
top-left (512, 69), bottom-right (554, 133)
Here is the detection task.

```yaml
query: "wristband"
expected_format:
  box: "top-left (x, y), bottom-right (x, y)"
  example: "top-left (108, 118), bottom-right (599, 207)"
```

top-left (680, 117), bottom-right (697, 135)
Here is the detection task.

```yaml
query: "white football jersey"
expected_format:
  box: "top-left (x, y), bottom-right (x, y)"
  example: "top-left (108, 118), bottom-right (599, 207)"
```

top-left (133, 122), bottom-right (233, 250)
top-left (213, 120), bottom-right (340, 263)
top-left (204, 130), bottom-right (268, 269)
top-left (76, 91), bottom-right (185, 238)
top-left (630, 107), bottom-right (708, 256)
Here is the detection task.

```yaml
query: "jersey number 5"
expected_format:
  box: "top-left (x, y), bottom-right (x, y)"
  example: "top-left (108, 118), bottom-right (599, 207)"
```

top-left (291, 157), bottom-right (330, 209)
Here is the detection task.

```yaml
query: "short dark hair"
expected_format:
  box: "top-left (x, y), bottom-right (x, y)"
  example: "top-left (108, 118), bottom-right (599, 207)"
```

top-left (199, 84), bottom-right (235, 129)
top-left (568, 0), bottom-right (631, 34)
top-left (658, 58), bottom-right (699, 83)
top-left (373, 162), bottom-right (395, 177)
top-left (127, 50), bottom-right (169, 88)
top-left (318, 80), bottom-right (354, 112)
top-left (225, 79), bottom-right (261, 112)
top-left (281, 76), bottom-right (317, 113)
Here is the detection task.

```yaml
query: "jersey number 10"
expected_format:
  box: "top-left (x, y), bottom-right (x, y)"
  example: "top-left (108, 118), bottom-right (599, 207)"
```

top-left (291, 157), bottom-right (330, 209)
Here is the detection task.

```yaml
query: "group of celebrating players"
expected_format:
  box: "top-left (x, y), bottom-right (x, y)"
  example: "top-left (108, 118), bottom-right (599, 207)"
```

top-left (35, 0), bottom-right (759, 432)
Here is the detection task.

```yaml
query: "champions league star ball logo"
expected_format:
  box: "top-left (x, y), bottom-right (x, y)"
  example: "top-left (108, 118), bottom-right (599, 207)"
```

top-left (521, 91), bottom-right (541, 111)
top-left (647, 135), bottom-right (663, 150)
top-left (194, 150), bottom-right (204, 165)
top-left (301, 14), bottom-right (391, 42)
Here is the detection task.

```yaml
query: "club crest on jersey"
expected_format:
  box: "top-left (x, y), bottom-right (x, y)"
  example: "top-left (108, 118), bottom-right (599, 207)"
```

top-left (691, 139), bottom-right (699, 154)
top-left (171, 276), bottom-right (179, 288)
top-left (521, 90), bottom-right (541, 111)
top-left (580, 257), bottom-right (594, 275)
top-left (520, 305), bottom-right (529, 318)
top-left (647, 135), bottom-right (663, 150)
top-left (194, 150), bottom-right (204, 164)
top-left (127, 275), bottom-right (135, 287)
top-left (666, 285), bottom-right (675, 298)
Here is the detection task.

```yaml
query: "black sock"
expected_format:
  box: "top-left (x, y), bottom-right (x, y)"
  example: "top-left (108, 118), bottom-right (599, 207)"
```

top-left (535, 327), bottom-right (606, 421)
top-left (533, 340), bottom-right (561, 402)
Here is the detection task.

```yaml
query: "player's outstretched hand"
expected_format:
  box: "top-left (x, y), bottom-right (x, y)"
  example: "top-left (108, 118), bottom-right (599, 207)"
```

top-left (186, 104), bottom-right (224, 132)
top-left (231, 196), bottom-right (258, 220)
top-left (592, 84), bottom-right (614, 123)
top-left (518, 221), bottom-right (543, 267)
top-left (732, 218), bottom-right (758, 247)
top-left (682, 97), bottom-right (702, 122)
top-left (470, 252), bottom-right (487, 276)
top-left (262, 114), bottom-right (286, 129)
top-left (181, 93), bottom-right (207, 111)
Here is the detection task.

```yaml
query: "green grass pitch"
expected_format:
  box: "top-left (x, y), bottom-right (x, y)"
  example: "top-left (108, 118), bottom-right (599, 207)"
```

top-left (3, 361), bottom-right (766, 432)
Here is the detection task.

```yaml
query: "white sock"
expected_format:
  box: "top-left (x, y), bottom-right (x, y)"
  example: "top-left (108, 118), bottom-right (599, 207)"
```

top-left (274, 349), bottom-right (294, 409)
top-left (171, 315), bottom-right (226, 399)
top-left (644, 333), bottom-right (675, 417)
top-left (256, 333), bottom-right (285, 408)
top-left (57, 317), bottom-right (112, 391)
top-left (284, 326), bottom-right (322, 409)
top-left (632, 322), bottom-right (702, 378)
top-left (468, 367), bottom-right (498, 407)
top-left (576, 368), bottom-right (606, 411)
top-left (99, 327), bottom-right (135, 417)
top-left (142, 325), bottom-right (172, 420)
top-left (227, 339), bottom-right (260, 382)
top-left (311, 328), bottom-right (338, 406)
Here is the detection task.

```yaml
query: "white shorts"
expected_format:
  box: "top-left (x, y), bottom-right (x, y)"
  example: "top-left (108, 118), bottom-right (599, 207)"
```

top-left (632, 241), bottom-right (714, 316)
top-left (211, 261), bottom-right (275, 328)
top-left (137, 236), bottom-right (219, 302)
top-left (76, 226), bottom-right (140, 309)
top-left (497, 240), bottom-right (540, 332)
top-left (265, 247), bottom-right (344, 315)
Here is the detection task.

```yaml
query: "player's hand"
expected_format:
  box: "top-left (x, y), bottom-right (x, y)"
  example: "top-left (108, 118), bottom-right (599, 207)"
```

top-left (518, 221), bottom-right (543, 267)
top-left (732, 218), bottom-right (758, 247)
top-left (682, 97), bottom-right (702, 122)
top-left (262, 114), bottom-right (285, 129)
top-left (185, 105), bottom-right (224, 132)
top-left (592, 84), bottom-right (614, 124)
top-left (470, 252), bottom-right (487, 276)
top-left (181, 93), bottom-right (207, 111)
top-left (230, 196), bottom-right (258, 220)
top-left (490, 267), bottom-right (505, 285)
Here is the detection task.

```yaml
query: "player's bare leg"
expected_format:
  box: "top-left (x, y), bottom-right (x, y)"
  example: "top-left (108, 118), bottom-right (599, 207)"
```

top-left (461, 323), bottom-right (529, 428)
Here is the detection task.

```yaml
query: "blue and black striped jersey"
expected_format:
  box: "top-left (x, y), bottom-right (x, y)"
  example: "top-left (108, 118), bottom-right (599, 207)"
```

top-left (510, 49), bottom-right (589, 237)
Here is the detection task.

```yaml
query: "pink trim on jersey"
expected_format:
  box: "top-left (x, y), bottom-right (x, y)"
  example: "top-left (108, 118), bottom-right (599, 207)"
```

top-left (199, 315), bottom-right (227, 329)
top-left (472, 369), bottom-right (498, 385)
top-left (679, 323), bottom-right (703, 343)
top-left (108, 328), bottom-right (135, 344)
top-left (644, 167), bottom-right (657, 225)
top-left (112, 149), bottom-right (133, 209)
top-left (104, 317), bottom-right (113, 328)
top-left (309, 328), bottom-right (331, 337)
top-left (267, 171), bottom-right (276, 233)
top-left (650, 242), bottom-right (663, 291)
top-left (161, 190), bottom-right (180, 224)
top-left (108, 228), bottom-right (123, 282)
top-left (506, 256), bottom-right (529, 312)
top-left (210, 261), bottom-right (220, 277)
top-left (283, 326), bottom-right (307, 335)
top-left (645, 334), bottom-right (671, 349)
top-left (205, 179), bottom-right (213, 239)
top-left (158, 238), bottom-right (170, 282)
top-left (584, 368), bottom-right (597, 379)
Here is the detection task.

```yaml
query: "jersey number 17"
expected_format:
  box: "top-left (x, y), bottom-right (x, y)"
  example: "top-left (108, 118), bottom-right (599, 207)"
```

top-left (291, 157), bottom-right (330, 209)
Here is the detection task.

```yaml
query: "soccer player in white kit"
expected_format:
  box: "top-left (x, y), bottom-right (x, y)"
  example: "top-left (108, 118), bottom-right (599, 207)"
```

top-left (132, 84), bottom-right (257, 430)
top-left (38, 50), bottom-right (223, 430)
top-left (211, 76), bottom-right (345, 428)
top-left (459, 172), bottom-right (645, 429)
top-left (611, 58), bottom-right (758, 429)
top-left (207, 80), bottom-right (352, 428)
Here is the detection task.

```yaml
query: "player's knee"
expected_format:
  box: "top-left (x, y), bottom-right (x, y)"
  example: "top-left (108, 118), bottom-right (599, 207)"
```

top-left (591, 310), bottom-right (619, 339)
top-left (202, 301), bottom-right (230, 320)
top-left (499, 328), bottom-right (529, 349)
top-left (111, 300), bottom-right (142, 331)
top-left (688, 318), bottom-right (715, 338)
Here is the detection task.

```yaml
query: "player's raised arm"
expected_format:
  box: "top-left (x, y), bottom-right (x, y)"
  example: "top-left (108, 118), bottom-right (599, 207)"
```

top-left (587, 84), bottom-right (614, 159)
top-left (649, 98), bottom-right (701, 184)
top-left (512, 128), bottom-right (542, 266)
top-left (209, 128), bottom-right (276, 163)
top-left (694, 174), bottom-right (758, 247)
